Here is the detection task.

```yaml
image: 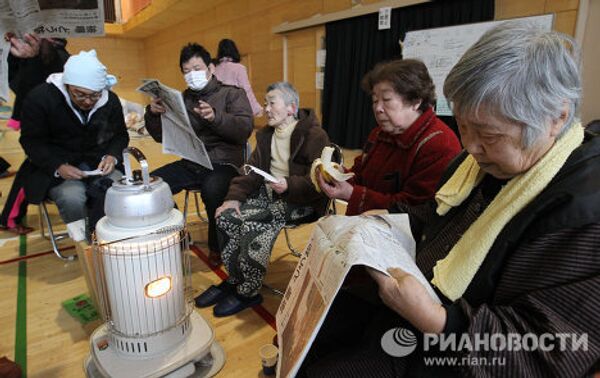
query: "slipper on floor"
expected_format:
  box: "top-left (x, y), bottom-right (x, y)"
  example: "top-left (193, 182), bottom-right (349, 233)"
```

top-left (0, 225), bottom-right (34, 235)
top-left (213, 293), bottom-right (263, 317)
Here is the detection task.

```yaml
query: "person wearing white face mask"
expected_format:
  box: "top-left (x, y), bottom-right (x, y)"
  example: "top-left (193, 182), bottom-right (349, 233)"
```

top-left (144, 42), bottom-right (253, 268)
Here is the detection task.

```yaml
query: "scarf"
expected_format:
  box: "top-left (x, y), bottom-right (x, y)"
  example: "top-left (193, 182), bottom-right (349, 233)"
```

top-left (431, 123), bottom-right (584, 301)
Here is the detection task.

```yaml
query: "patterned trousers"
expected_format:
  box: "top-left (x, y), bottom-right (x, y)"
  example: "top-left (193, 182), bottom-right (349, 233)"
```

top-left (217, 186), bottom-right (314, 297)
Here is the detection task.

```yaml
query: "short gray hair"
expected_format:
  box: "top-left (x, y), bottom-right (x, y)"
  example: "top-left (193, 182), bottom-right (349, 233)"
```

top-left (443, 21), bottom-right (581, 148)
top-left (266, 81), bottom-right (299, 118)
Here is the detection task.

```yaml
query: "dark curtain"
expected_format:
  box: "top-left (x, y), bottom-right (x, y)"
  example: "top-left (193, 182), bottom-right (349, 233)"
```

top-left (322, 0), bottom-right (494, 149)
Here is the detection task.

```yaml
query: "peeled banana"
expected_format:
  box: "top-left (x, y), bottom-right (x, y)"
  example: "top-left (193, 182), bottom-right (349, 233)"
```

top-left (310, 146), bottom-right (354, 192)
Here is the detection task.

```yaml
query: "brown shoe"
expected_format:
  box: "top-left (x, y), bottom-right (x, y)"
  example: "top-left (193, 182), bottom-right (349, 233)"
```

top-left (0, 224), bottom-right (34, 235)
top-left (0, 356), bottom-right (22, 378)
top-left (207, 250), bottom-right (222, 268)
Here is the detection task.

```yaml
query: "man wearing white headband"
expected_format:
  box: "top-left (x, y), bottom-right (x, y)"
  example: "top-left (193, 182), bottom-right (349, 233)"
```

top-left (19, 49), bottom-right (129, 237)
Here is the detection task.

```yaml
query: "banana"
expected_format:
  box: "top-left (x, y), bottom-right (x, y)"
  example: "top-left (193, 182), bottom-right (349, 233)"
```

top-left (310, 146), bottom-right (354, 192)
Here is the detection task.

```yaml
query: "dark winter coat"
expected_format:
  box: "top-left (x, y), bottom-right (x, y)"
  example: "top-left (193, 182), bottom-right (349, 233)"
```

top-left (224, 108), bottom-right (330, 215)
top-left (145, 78), bottom-right (253, 168)
top-left (19, 83), bottom-right (129, 203)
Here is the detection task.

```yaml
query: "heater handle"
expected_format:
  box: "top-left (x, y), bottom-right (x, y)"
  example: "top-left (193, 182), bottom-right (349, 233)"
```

top-left (122, 147), bottom-right (151, 188)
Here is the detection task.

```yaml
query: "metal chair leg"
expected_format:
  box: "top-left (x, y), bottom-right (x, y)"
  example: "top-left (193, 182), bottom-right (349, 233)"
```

top-left (183, 189), bottom-right (190, 224)
top-left (262, 283), bottom-right (284, 297)
top-left (192, 192), bottom-right (208, 223)
top-left (283, 227), bottom-right (302, 258)
top-left (40, 202), bottom-right (75, 261)
top-left (38, 204), bottom-right (46, 239)
top-left (184, 189), bottom-right (208, 224)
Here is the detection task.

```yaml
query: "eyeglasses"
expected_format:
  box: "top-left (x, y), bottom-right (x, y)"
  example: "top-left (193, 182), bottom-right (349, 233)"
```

top-left (69, 90), bottom-right (102, 101)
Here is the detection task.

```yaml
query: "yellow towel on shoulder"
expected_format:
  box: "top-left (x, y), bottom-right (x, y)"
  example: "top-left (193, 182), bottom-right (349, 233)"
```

top-left (431, 123), bottom-right (584, 301)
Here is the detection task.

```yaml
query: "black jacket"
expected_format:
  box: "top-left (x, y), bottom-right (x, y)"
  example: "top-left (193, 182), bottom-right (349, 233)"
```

top-left (393, 131), bottom-right (600, 377)
top-left (8, 45), bottom-right (69, 120)
top-left (19, 82), bottom-right (129, 203)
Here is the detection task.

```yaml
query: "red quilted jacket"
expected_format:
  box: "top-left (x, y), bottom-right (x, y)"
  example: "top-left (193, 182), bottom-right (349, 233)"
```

top-left (346, 107), bottom-right (461, 215)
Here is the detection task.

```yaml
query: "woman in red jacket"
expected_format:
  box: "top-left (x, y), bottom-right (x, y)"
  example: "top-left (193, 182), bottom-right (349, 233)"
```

top-left (317, 59), bottom-right (461, 215)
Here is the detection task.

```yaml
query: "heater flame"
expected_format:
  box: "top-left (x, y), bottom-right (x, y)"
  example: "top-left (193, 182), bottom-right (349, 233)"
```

top-left (145, 276), bottom-right (172, 298)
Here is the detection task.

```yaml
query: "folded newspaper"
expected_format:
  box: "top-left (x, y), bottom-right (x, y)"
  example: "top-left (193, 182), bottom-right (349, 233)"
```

top-left (276, 213), bottom-right (440, 377)
top-left (242, 164), bottom-right (279, 183)
top-left (137, 79), bottom-right (212, 170)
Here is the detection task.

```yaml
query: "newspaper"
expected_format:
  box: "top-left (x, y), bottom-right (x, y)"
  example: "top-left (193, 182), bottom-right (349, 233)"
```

top-left (276, 214), bottom-right (440, 377)
top-left (0, 42), bottom-right (9, 103)
top-left (242, 164), bottom-right (278, 183)
top-left (137, 79), bottom-right (212, 170)
top-left (0, 0), bottom-right (104, 38)
top-left (0, 0), bottom-right (105, 102)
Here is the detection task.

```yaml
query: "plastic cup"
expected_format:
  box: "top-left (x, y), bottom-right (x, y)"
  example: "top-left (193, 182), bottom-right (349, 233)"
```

top-left (259, 344), bottom-right (278, 376)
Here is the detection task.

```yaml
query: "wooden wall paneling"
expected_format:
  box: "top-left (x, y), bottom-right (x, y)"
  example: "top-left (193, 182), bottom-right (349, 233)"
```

top-left (496, 0), bottom-right (579, 36)
top-left (553, 9), bottom-right (579, 34)
top-left (121, 0), bottom-right (152, 22)
top-left (545, 0), bottom-right (580, 12)
top-left (280, 0), bottom-right (325, 22)
top-left (322, 0), bottom-right (354, 14)
top-left (215, 0), bottom-right (250, 25)
top-left (251, 49), bottom-right (284, 91)
top-left (495, 0), bottom-right (546, 19)
top-left (230, 19), bottom-right (254, 55)
top-left (287, 28), bottom-right (318, 113)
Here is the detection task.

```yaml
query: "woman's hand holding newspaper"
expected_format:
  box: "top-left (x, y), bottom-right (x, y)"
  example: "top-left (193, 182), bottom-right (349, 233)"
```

top-left (367, 267), bottom-right (446, 334)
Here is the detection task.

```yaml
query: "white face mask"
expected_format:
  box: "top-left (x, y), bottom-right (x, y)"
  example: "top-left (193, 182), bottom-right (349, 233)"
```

top-left (184, 70), bottom-right (209, 91)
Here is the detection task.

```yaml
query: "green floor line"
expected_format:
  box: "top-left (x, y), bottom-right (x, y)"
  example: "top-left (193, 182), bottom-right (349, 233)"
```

top-left (14, 233), bottom-right (27, 377)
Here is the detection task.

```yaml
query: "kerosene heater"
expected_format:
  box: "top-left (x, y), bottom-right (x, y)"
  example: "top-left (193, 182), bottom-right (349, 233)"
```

top-left (85, 147), bottom-right (225, 377)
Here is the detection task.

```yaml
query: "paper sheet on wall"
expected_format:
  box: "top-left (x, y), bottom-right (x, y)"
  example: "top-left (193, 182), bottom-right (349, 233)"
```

top-left (276, 214), bottom-right (440, 378)
top-left (137, 79), bottom-right (212, 170)
top-left (315, 72), bottom-right (324, 90)
top-left (316, 49), bottom-right (326, 68)
top-left (402, 14), bottom-right (553, 116)
top-left (0, 40), bottom-right (9, 103)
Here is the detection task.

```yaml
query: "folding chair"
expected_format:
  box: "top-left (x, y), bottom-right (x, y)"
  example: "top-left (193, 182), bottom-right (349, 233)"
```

top-left (183, 141), bottom-right (252, 224)
top-left (38, 200), bottom-right (76, 261)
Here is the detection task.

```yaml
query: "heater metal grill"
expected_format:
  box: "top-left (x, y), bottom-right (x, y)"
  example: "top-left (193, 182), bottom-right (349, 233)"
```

top-left (92, 227), bottom-right (193, 341)
top-left (86, 147), bottom-right (225, 375)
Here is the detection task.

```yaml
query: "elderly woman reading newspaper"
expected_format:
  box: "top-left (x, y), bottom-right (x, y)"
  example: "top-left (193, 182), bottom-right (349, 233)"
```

top-left (299, 22), bottom-right (600, 377)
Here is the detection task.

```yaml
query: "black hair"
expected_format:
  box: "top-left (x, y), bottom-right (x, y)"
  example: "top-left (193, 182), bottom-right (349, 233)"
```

top-left (217, 39), bottom-right (241, 63)
top-left (179, 43), bottom-right (211, 72)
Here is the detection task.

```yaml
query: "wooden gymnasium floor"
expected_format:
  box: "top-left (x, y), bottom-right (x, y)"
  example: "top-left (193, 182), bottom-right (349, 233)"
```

top-left (0, 119), bottom-right (359, 377)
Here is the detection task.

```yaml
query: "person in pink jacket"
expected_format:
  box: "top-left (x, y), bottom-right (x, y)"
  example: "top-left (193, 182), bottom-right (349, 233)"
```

top-left (214, 39), bottom-right (263, 117)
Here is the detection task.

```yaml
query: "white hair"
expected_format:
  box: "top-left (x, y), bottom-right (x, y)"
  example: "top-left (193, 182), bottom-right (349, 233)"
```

top-left (443, 21), bottom-right (581, 147)
top-left (266, 81), bottom-right (299, 118)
